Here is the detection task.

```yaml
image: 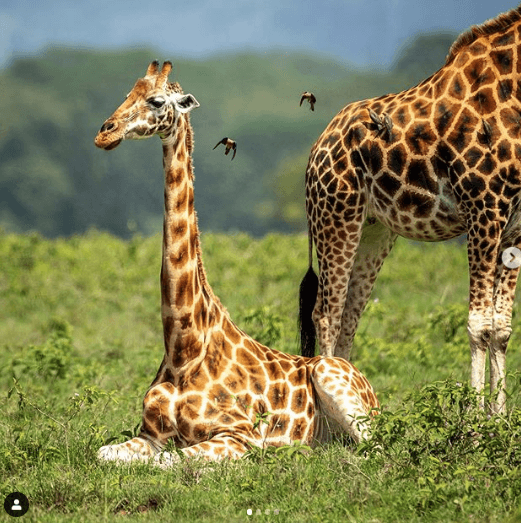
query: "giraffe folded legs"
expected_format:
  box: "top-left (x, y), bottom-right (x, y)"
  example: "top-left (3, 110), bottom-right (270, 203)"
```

top-left (98, 435), bottom-right (160, 463)
top-left (98, 362), bottom-right (380, 467)
top-left (99, 430), bottom-right (252, 467)
top-left (311, 357), bottom-right (378, 443)
top-left (98, 382), bottom-right (175, 463)
top-left (153, 436), bottom-right (251, 469)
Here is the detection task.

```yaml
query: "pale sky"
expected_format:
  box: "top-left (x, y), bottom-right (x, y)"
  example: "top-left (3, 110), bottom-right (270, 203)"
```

top-left (1, 0), bottom-right (518, 67)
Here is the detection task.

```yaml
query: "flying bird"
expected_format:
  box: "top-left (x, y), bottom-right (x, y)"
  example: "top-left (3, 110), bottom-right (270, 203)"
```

top-left (300, 92), bottom-right (316, 111)
top-left (213, 137), bottom-right (237, 160)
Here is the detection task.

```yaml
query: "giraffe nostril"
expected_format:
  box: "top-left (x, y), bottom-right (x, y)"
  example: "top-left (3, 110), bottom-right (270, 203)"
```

top-left (100, 121), bottom-right (116, 133)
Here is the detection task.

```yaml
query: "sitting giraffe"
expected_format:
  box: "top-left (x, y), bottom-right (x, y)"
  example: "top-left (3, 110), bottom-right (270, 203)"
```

top-left (94, 61), bottom-right (378, 465)
top-left (299, 6), bottom-right (521, 414)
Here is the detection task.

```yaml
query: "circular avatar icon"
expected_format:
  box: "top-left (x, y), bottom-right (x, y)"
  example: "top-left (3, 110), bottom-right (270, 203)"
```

top-left (4, 492), bottom-right (29, 517)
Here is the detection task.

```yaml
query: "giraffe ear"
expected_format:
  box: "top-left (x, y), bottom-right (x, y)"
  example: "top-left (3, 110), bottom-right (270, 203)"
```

top-left (172, 93), bottom-right (200, 113)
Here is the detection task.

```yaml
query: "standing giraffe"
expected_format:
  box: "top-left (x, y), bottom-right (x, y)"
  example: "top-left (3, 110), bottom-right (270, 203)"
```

top-left (299, 6), bottom-right (521, 414)
top-left (94, 61), bottom-right (378, 465)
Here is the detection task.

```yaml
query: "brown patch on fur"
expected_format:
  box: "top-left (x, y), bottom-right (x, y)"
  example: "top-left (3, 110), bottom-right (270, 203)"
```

top-left (222, 317), bottom-right (242, 343)
top-left (175, 272), bottom-right (193, 307)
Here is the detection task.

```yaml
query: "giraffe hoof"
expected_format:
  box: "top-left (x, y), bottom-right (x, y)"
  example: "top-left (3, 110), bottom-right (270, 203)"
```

top-left (153, 451), bottom-right (180, 469)
top-left (98, 444), bottom-right (149, 463)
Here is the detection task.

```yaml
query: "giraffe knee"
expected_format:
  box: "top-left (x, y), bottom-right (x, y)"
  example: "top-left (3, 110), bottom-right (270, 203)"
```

top-left (141, 384), bottom-right (176, 442)
top-left (467, 315), bottom-right (492, 347)
top-left (492, 315), bottom-right (512, 348)
top-left (493, 326), bottom-right (511, 350)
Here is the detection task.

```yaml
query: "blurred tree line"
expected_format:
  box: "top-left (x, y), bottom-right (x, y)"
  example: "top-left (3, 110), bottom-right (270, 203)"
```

top-left (0, 33), bottom-right (455, 238)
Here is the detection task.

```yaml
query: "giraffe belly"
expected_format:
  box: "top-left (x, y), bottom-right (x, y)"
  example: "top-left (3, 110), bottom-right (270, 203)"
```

top-left (369, 184), bottom-right (466, 242)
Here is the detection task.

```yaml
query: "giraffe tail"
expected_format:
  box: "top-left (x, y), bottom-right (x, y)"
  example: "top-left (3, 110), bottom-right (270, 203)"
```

top-left (299, 265), bottom-right (318, 358)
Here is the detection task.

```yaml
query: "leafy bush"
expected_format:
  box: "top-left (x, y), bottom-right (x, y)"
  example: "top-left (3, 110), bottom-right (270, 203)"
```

top-left (360, 379), bottom-right (521, 515)
top-left (11, 319), bottom-right (75, 381)
top-left (240, 306), bottom-right (284, 347)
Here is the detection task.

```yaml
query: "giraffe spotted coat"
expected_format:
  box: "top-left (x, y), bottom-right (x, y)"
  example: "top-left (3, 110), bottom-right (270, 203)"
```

top-left (94, 61), bottom-right (379, 465)
top-left (300, 5), bottom-right (521, 414)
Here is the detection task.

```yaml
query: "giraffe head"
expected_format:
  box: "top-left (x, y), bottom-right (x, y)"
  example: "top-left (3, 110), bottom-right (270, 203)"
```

top-left (94, 61), bottom-right (200, 151)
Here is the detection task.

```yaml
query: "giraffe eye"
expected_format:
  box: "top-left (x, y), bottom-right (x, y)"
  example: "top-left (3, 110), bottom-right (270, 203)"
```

top-left (148, 98), bottom-right (165, 109)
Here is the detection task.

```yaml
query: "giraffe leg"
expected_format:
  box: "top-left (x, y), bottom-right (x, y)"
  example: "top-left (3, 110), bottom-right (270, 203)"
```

top-left (98, 434), bottom-right (160, 463)
top-left (312, 218), bottom-right (365, 357)
top-left (311, 357), bottom-right (379, 443)
top-left (466, 222), bottom-right (504, 408)
top-left (311, 281), bottom-right (331, 356)
top-left (98, 382), bottom-right (175, 463)
top-left (154, 435), bottom-right (251, 468)
top-left (313, 271), bottom-right (347, 358)
top-left (488, 236), bottom-right (521, 413)
top-left (335, 220), bottom-right (397, 360)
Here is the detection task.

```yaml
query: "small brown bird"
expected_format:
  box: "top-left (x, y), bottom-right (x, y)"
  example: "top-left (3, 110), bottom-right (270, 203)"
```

top-left (479, 119), bottom-right (493, 150)
top-left (300, 92), bottom-right (316, 111)
top-left (382, 113), bottom-right (393, 138)
top-left (369, 108), bottom-right (384, 130)
top-left (368, 109), bottom-right (393, 141)
top-left (213, 137), bottom-right (237, 160)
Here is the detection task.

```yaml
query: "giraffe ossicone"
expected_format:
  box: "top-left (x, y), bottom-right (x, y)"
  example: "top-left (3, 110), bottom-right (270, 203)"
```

top-left (94, 61), bottom-right (379, 465)
top-left (299, 5), bottom-right (521, 414)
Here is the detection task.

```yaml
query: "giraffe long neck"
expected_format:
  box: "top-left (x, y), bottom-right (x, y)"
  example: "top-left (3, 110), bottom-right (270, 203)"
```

top-left (159, 114), bottom-right (216, 371)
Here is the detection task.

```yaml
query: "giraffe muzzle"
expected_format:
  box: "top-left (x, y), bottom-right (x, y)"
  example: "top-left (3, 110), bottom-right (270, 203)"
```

top-left (94, 121), bottom-right (123, 150)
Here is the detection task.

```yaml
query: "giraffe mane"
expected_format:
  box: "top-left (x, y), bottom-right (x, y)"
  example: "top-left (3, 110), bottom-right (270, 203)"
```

top-left (169, 81), bottom-right (183, 94)
top-left (195, 235), bottom-right (226, 311)
top-left (445, 4), bottom-right (521, 65)
top-left (178, 107), bottom-right (223, 311)
top-left (169, 81), bottom-right (194, 154)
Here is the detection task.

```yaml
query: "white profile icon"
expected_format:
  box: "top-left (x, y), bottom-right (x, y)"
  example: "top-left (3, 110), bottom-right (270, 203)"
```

top-left (11, 499), bottom-right (22, 511)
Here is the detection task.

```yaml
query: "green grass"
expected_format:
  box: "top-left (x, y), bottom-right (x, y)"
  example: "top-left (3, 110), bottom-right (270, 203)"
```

top-left (1, 230), bottom-right (521, 522)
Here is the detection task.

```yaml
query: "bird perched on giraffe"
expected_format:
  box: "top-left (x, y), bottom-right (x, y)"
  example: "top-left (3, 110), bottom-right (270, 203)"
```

top-left (366, 109), bottom-right (393, 141)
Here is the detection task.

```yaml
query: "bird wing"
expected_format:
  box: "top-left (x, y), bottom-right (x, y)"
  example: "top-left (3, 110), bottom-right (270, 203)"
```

top-left (213, 138), bottom-right (227, 149)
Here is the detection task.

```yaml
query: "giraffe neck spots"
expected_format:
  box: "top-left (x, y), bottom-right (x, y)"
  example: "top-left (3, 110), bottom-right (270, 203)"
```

top-left (159, 122), bottom-right (243, 375)
top-left (160, 123), bottom-right (211, 364)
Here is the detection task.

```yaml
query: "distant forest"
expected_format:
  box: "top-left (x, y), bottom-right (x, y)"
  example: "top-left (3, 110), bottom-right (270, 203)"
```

top-left (0, 33), bottom-right (455, 238)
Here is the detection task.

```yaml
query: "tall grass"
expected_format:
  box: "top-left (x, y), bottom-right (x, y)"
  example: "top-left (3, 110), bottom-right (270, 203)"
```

top-left (1, 230), bottom-right (520, 522)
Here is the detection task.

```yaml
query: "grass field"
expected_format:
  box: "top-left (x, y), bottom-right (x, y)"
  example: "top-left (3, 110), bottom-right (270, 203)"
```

top-left (1, 230), bottom-right (521, 522)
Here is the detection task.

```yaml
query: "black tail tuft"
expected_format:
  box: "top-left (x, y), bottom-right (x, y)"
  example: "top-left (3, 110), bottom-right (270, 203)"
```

top-left (298, 267), bottom-right (319, 358)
